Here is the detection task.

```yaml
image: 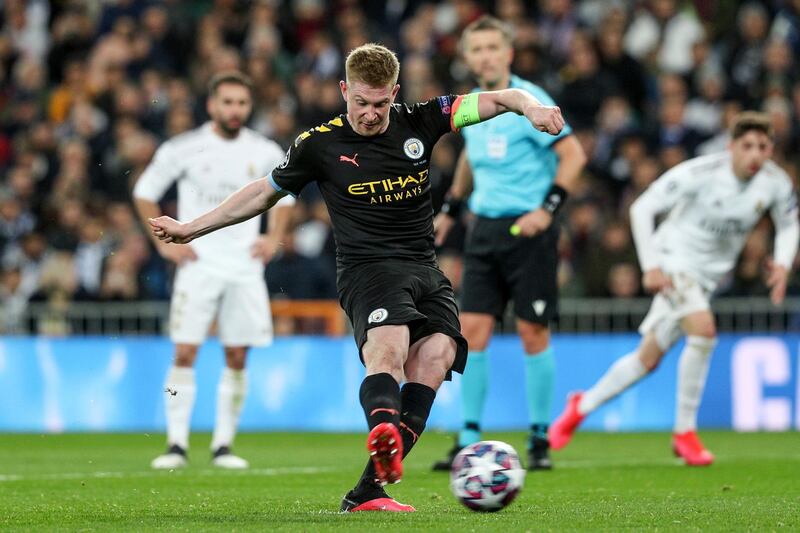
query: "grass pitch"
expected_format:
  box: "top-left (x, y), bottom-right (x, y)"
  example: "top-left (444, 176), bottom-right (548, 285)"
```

top-left (1, 431), bottom-right (798, 531)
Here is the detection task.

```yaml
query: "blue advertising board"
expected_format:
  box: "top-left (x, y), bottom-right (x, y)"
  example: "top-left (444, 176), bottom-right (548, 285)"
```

top-left (0, 334), bottom-right (797, 432)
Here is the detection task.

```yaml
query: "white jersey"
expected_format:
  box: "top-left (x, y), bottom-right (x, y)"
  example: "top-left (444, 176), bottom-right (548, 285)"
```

top-left (631, 152), bottom-right (799, 290)
top-left (134, 122), bottom-right (290, 279)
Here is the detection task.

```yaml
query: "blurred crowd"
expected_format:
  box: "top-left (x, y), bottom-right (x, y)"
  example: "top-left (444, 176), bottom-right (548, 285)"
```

top-left (2, 0), bottom-right (800, 332)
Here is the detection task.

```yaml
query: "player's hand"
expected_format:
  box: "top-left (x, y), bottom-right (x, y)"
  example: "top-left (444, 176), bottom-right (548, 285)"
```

top-left (149, 216), bottom-right (194, 245)
top-left (434, 213), bottom-right (455, 247)
top-left (512, 209), bottom-right (552, 237)
top-left (251, 234), bottom-right (282, 263)
top-left (765, 258), bottom-right (788, 305)
top-left (642, 268), bottom-right (673, 294)
top-left (157, 242), bottom-right (197, 265)
top-left (525, 105), bottom-right (564, 136)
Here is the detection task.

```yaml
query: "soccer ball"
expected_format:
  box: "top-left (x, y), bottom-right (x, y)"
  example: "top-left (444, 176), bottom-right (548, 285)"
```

top-left (450, 440), bottom-right (525, 512)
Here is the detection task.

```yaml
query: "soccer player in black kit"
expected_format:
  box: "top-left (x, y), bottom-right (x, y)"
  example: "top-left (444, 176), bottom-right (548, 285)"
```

top-left (149, 43), bottom-right (564, 512)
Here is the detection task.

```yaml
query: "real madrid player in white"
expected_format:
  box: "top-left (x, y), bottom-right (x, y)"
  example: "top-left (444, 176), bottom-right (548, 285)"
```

top-left (134, 71), bottom-right (294, 469)
top-left (550, 112), bottom-right (799, 465)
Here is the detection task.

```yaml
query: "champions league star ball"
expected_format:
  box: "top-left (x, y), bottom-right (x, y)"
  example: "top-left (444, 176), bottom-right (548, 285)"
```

top-left (450, 440), bottom-right (526, 512)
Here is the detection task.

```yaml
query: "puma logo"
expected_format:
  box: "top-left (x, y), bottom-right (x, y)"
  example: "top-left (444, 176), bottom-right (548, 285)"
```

top-left (339, 153), bottom-right (359, 167)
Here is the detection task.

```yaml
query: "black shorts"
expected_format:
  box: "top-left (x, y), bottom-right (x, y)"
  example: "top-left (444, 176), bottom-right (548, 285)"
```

top-left (460, 215), bottom-right (559, 324)
top-left (337, 260), bottom-right (468, 379)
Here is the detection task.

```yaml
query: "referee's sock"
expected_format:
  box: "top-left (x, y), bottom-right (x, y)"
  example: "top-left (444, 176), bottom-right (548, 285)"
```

top-left (525, 346), bottom-right (555, 438)
top-left (399, 382), bottom-right (436, 458)
top-left (458, 351), bottom-right (488, 447)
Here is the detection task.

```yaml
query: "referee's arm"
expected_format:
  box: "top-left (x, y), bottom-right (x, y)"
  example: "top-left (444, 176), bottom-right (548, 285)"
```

top-left (551, 135), bottom-right (586, 195)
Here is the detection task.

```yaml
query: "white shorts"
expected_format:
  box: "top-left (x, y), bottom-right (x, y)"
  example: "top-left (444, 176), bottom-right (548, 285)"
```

top-left (638, 273), bottom-right (711, 350)
top-left (169, 263), bottom-right (273, 347)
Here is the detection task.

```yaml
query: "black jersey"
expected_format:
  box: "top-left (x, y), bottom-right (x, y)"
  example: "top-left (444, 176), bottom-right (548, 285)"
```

top-left (270, 95), bottom-right (458, 270)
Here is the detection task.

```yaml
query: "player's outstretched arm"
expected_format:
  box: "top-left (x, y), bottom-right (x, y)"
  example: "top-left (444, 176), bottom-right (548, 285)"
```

top-left (452, 90), bottom-right (564, 135)
top-left (251, 197), bottom-right (294, 263)
top-left (149, 177), bottom-right (286, 244)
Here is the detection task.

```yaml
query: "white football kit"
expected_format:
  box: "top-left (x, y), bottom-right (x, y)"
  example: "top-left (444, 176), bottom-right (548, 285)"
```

top-left (134, 122), bottom-right (293, 346)
top-left (630, 152), bottom-right (799, 347)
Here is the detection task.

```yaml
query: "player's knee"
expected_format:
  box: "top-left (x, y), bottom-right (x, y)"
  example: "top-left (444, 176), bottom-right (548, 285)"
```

top-left (224, 347), bottom-right (248, 370)
top-left (174, 345), bottom-right (198, 367)
top-left (412, 336), bottom-right (456, 380)
top-left (429, 346), bottom-right (456, 377)
top-left (637, 341), bottom-right (664, 372)
top-left (365, 343), bottom-right (406, 376)
top-left (687, 335), bottom-right (717, 357)
top-left (641, 357), bottom-right (661, 373)
top-left (693, 324), bottom-right (717, 340)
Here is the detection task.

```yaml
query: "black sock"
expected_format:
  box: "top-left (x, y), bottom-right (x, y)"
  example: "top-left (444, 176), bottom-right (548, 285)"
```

top-left (359, 373), bottom-right (401, 430)
top-left (399, 382), bottom-right (436, 459)
top-left (356, 373), bottom-right (401, 487)
top-left (356, 382), bottom-right (436, 489)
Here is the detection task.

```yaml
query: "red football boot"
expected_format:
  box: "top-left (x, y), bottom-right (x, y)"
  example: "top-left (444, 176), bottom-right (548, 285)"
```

top-left (367, 422), bottom-right (403, 486)
top-left (343, 497), bottom-right (416, 512)
top-left (672, 430), bottom-right (714, 466)
top-left (549, 392), bottom-right (586, 451)
top-left (340, 478), bottom-right (416, 513)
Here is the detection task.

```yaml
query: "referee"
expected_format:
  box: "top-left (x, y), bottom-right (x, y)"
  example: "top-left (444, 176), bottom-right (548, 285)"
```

top-left (432, 16), bottom-right (586, 471)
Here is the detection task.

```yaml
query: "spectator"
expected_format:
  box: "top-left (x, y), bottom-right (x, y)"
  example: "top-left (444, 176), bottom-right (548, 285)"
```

top-left (597, 19), bottom-right (648, 115)
top-left (558, 32), bottom-right (619, 129)
top-left (725, 3), bottom-right (770, 105)
top-left (1, 0), bottom-right (798, 311)
top-left (624, 0), bottom-right (704, 74)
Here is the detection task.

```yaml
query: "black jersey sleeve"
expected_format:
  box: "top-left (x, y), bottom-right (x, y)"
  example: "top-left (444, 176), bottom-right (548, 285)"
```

top-left (402, 95), bottom-right (459, 143)
top-left (268, 133), bottom-right (320, 197)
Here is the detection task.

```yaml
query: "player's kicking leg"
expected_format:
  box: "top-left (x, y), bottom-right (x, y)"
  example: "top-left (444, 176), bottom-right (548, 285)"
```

top-left (341, 325), bottom-right (409, 512)
top-left (672, 311), bottom-right (717, 466)
top-left (342, 329), bottom-right (457, 512)
top-left (549, 333), bottom-right (662, 450)
top-left (210, 346), bottom-right (250, 469)
top-left (152, 344), bottom-right (198, 469)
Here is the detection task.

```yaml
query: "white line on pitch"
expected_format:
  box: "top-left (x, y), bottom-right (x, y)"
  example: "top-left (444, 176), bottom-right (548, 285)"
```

top-left (0, 466), bottom-right (336, 483)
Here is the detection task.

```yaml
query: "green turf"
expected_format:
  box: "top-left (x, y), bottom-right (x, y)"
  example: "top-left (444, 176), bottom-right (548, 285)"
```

top-left (1, 431), bottom-right (798, 531)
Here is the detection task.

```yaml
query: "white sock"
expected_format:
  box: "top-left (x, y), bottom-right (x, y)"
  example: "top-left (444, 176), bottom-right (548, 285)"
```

top-left (674, 336), bottom-right (716, 434)
top-left (211, 367), bottom-right (248, 451)
top-left (579, 351), bottom-right (648, 414)
top-left (164, 366), bottom-right (196, 450)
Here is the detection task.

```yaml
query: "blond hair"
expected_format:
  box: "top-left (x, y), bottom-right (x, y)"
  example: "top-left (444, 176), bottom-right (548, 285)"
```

top-left (345, 43), bottom-right (400, 87)
top-left (730, 111), bottom-right (774, 139)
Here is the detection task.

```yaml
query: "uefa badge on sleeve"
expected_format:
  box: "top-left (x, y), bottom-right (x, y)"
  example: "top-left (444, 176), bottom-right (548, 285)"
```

top-left (368, 308), bottom-right (388, 324)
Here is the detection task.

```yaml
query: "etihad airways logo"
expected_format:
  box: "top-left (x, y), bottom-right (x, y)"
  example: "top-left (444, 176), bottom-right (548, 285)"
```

top-left (348, 169), bottom-right (429, 205)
